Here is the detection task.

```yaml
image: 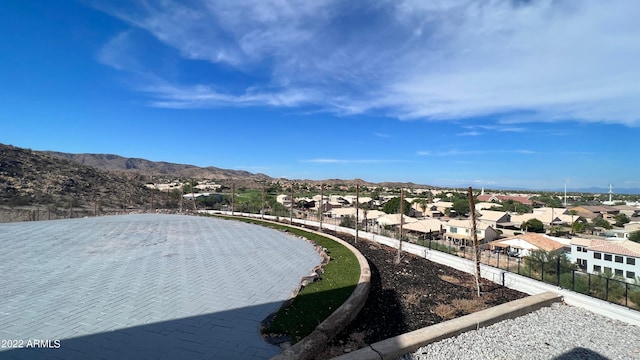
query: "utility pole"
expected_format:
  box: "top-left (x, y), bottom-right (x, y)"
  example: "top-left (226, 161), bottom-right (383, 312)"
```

top-left (290, 186), bottom-right (294, 225)
top-left (180, 185), bottom-right (184, 213)
top-left (468, 187), bottom-right (481, 297)
top-left (355, 184), bottom-right (359, 244)
top-left (261, 181), bottom-right (265, 220)
top-left (191, 182), bottom-right (197, 211)
top-left (396, 189), bottom-right (404, 264)
top-left (231, 183), bottom-right (235, 216)
top-left (319, 183), bottom-right (323, 231)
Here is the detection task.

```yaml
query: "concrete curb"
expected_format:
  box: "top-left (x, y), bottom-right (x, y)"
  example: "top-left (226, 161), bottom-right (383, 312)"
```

top-left (252, 225), bottom-right (372, 360)
top-left (332, 291), bottom-right (563, 360)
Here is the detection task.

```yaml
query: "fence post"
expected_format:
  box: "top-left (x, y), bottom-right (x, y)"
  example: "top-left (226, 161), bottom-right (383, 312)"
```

top-left (572, 270), bottom-right (575, 291)
top-left (541, 261), bottom-right (544, 282)
top-left (588, 273), bottom-right (591, 296)
top-left (606, 278), bottom-right (610, 302)
top-left (556, 256), bottom-right (561, 286)
top-left (626, 283), bottom-right (629, 307)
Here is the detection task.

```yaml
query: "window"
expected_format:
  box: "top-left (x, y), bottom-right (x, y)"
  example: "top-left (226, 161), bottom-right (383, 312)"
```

top-left (594, 252), bottom-right (601, 259)
top-left (604, 254), bottom-right (612, 261)
top-left (615, 269), bottom-right (623, 277)
top-left (604, 267), bottom-right (612, 274)
top-left (577, 246), bottom-right (582, 252)
top-left (615, 256), bottom-right (623, 263)
top-left (593, 265), bottom-right (602, 272)
top-left (627, 271), bottom-right (636, 279)
top-left (628, 257), bottom-right (636, 265)
top-left (450, 227), bottom-right (457, 234)
top-left (583, 247), bottom-right (587, 253)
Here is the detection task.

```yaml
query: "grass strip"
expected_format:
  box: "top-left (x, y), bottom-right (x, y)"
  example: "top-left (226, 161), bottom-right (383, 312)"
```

top-left (212, 215), bottom-right (360, 343)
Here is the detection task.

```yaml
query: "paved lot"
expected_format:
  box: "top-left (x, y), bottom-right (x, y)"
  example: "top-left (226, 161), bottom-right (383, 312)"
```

top-left (0, 214), bottom-right (321, 359)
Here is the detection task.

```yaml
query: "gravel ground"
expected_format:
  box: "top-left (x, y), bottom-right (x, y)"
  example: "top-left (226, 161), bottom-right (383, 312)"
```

top-left (400, 303), bottom-right (640, 360)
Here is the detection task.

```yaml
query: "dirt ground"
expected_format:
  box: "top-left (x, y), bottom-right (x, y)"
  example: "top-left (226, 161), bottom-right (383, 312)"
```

top-left (313, 229), bottom-right (527, 359)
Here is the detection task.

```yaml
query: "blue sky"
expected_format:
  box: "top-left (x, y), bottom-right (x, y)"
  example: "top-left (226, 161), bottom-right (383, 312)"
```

top-left (1, 1), bottom-right (639, 191)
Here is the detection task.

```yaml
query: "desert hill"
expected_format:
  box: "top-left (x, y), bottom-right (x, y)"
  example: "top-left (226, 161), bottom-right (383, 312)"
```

top-left (45, 151), bottom-right (272, 181)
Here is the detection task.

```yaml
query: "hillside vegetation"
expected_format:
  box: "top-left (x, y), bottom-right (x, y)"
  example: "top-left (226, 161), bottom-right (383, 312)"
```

top-left (0, 144), bottom-right (165, 221)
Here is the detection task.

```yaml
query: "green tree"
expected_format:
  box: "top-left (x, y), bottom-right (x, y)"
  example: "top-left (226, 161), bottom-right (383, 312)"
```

top-left (572, 221), bottom-right (590, 234)
top-left (502, 199), bottom-right (532, 214)
top-left (339, 215), bottom-right (356, 229)
top-left (532, 195), bottom-right (562, 208)
top-left (382, 197), bottom-right (411, 215)
top-left (614, 213), bottom-right (630, 227)
top-left (452, 199), bottom-right (470, 217)
top-left (413, 198), bottom-right (429, 217)
top-left (592, 217), bottom-right (612, 230)
top-left (629, 230), bottom-right (640, 243)
top-left (521, 218), bottom-right (545, 233)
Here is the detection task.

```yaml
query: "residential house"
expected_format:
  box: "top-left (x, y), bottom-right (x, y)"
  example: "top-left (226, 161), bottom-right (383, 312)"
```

top-left (432, 201), bottom-right (453, 215)
top-left (477, 210), bottom-right (512, 229)
top-left (477, 194), bottom-right (533, 205)
top-left (489, 233), bottom-right (567, 258)
top-left (328, 195), bottom-right (350, 207)
top-left (376, 213), bottom-right (418, 227)
top-left (325, 207), bottom-right (357, 219)
top-left (341, 195), bottom-right (375, 207)
top-left (361, 210), bottom-right (386, 229)
top-left (404, 219), bottom-right (445, 240)
top-left (276, 194), bottom-right (292, 207)
top-left (569, 205), bottom-right (620, 222)
top-left (571, 238), bottom-right (640, 282)
top-left (475, 202), bottom-right (499, 211)
top-left (443, 219), bottom-right (499, 245)
top-left (510, 208), bottom-right (584, 230)
top-left (613, 205), bottom-right (640, 219)
top-left (625, 222), bottom-right (640, 233)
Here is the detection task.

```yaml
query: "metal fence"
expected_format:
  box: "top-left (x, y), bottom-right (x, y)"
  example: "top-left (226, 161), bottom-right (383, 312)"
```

top-left (228, 203), bottom-right (640, 312)
top-left (412, 237), bottom-right (640, 311)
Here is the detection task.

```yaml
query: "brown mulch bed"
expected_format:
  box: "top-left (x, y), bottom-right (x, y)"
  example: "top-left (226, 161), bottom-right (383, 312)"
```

top-left (313, 229), bottom-right (527, 359)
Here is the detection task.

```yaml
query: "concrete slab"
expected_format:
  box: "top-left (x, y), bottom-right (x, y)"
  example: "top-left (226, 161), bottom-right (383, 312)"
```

top-left (0, 214), bottom-right (321, 359)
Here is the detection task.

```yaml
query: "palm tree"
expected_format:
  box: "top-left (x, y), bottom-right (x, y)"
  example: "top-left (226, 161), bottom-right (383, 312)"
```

top-left (413, 198), bottom-right (429, 218)
top-left (568, 210), bottom-right (578, 234)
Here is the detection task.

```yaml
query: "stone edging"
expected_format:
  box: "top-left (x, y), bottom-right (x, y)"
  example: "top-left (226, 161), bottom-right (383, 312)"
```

top-left (331, 291), bottom-right (563, 360)
top-left (270, 227), bottom-right (372, 360)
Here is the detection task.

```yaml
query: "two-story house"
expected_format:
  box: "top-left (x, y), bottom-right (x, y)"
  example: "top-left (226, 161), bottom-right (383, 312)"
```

top-left (444, 219), bottom-right (499, 245)
top-left (571, 238), bottom-right (640, 282)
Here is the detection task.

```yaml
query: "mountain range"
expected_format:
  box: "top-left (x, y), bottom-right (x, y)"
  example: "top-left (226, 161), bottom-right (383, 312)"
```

top-left (44, 151), bottom-right (272, 181)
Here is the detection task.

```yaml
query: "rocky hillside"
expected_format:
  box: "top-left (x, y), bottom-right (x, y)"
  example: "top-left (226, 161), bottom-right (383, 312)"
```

top-left (0, 144), bottom-right (173, 222)
top-left (46, 151), bottom-right (272, 181)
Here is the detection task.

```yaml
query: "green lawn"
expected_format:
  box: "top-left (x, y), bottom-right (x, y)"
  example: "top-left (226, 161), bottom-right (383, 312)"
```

top-left (211, 215), bottom-right (361, 342)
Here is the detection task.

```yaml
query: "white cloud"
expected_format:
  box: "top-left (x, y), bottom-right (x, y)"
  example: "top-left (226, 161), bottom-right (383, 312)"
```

top-left (456, 131), bottom-right (482, 136)
top-left (94, 0), bottom-right (640, 126)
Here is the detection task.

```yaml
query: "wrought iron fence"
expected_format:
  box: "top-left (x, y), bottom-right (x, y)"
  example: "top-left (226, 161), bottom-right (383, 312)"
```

top-left (416, 238), bottom-right (640, 311)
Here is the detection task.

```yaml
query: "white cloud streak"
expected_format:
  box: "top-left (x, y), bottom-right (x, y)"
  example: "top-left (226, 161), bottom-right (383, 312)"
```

top-left (94, 0), bottom-right (640, 126)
